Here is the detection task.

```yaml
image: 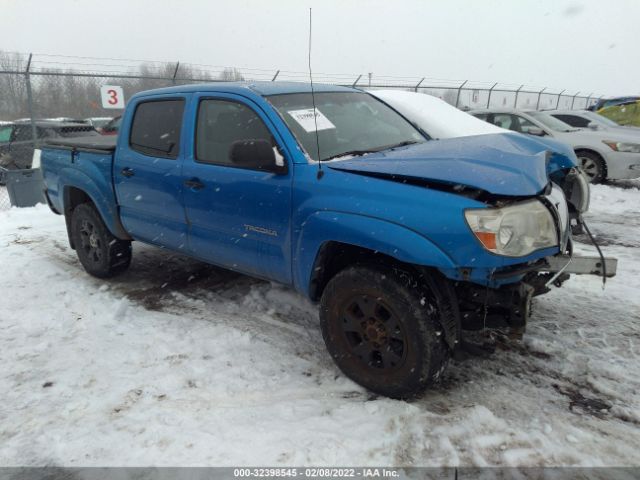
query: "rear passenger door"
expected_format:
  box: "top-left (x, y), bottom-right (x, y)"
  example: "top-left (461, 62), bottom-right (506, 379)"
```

top-left (181, 94), bottom-right (293, 283)
top-left (114, 96), bottom-right (189, 250)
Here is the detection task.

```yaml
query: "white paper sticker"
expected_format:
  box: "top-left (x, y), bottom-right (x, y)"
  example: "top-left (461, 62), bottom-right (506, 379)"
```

top-left (287, 108), bottom-right (335, 133)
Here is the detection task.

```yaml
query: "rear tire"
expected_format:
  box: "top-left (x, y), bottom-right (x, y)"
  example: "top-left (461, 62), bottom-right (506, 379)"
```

top-left (577, 151), bottom-right (606, 183)
top-left (320, 265), bottom-right (451, 399)
top-left (70, 203), bottom-right (132, 278)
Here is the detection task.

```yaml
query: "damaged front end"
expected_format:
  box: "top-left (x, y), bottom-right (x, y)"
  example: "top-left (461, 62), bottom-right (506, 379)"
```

top-left (455, 167), bottom-right (616, 336)
top-left (328, 133), bottom-right (616, 339)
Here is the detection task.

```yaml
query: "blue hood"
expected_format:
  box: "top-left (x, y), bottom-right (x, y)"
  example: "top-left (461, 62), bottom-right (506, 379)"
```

top-left (328, 133), bottom-right (576, 197)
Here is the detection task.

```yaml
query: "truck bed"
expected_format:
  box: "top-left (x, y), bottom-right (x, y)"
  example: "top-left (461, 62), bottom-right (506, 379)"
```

top-left (45, 135), bottom-right (117, 152)
top-left (41, 136), bottom-right (121, 236)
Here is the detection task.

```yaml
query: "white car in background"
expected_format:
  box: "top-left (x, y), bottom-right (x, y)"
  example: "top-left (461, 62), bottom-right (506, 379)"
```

top-left (469, 109), bottom-right (640, 183)
top-left (369, 89), bottom-right (507, 139)
top-left (368, 92), bottom-right (588, 193)
top-left (548, 109), bottom-right (640, 134)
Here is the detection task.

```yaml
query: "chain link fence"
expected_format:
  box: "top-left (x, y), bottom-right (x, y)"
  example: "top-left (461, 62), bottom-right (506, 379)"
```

top-left (0, 186), bottom-right (10, 211)
top-left (0, 50), bottom-right (607, 209)
top-left (0, 51), bottom-right (604, 121)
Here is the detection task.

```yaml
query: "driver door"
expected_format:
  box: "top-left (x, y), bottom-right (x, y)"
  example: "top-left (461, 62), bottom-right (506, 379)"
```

top-left (181, 94), bottom-right (293, 283)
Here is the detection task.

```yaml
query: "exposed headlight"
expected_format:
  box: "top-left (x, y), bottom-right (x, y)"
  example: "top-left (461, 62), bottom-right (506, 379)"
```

top-left (465, 200), bottom-right (558, 257)
top-left (603, 141), bottom-right (640, 153)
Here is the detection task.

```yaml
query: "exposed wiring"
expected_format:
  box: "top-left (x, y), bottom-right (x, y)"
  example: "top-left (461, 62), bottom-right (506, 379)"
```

top-left (545, 237), bottom-right (573, 289)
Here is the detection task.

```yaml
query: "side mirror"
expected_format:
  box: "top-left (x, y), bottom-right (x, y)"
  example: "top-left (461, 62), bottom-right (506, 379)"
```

top-left (587, 122), bottom-right (599, 130)
top-left (525, 126), bottom-right (546, 136)
top-left (229, 139), bottom-right (287, 175)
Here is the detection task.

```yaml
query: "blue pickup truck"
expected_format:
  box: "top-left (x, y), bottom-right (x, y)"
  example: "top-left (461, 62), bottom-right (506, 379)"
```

top-left (40, 82), bottom-right (615, 398)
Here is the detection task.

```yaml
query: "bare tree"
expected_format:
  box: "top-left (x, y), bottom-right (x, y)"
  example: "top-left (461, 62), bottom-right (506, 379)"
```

top-left (0, 51), bottom-right (252, 121)
top-left (0, 51), bottom-right (28, 119)
top-left (218, 67), bottom-right (245, 81)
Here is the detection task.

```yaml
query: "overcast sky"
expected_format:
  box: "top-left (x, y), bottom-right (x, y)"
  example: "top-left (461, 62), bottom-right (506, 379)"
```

top-left (2, 0), bottom-right (638, 96)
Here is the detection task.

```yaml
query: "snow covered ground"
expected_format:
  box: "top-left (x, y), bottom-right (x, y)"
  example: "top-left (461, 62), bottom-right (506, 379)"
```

top-left (0, 181), bottom-right (639, 467)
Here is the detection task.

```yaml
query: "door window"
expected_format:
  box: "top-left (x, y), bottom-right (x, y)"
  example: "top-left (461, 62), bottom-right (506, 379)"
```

top-left (130, 99), bottom-right (185, 159)
top-left (195, 99), bottom-right (273, 166)
top-left (512, 115), bottom-right (541, 134)
top-left (491, 114), bottom-right (515, 130)
top-left (552, 114), bottom-right (589, 128)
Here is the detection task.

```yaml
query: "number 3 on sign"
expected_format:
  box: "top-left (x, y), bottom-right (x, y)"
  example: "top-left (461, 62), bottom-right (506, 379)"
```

top-left (100, 85), bottom-right (125, 109)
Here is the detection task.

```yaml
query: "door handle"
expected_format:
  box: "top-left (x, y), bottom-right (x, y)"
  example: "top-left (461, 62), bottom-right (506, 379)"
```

top-left (184, 178), bottom-right (205, 190)
top-left (120, 167), bottom-right (135, 178)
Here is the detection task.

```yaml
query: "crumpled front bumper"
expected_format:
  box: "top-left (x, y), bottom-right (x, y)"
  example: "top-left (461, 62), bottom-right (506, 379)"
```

top-left (491, 252), bottom-right (617, 281)
top-left (542, 254), bottom-right (617, 278)
top-left (455, 253), bottom-right (618, 334)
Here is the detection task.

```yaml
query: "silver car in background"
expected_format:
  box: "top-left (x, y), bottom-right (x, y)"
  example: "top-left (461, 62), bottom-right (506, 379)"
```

top-left (470, 109), bottom-right (640, 183)
top-left (548, 110), bottom-right (640, 133)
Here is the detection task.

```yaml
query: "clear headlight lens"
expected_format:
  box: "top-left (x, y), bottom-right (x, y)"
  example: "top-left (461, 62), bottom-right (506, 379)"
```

top-left (465, 200), bottom-right (558, 257)
top-left (603, 141), bottom-right (640, 153)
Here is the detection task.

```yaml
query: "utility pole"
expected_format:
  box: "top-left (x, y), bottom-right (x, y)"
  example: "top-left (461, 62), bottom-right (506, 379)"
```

top-left (25, 53), bottom-right (38, 147)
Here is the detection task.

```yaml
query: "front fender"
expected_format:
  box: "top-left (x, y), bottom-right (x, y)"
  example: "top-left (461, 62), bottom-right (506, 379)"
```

top-left (294, 210), bottom-right (457, 297)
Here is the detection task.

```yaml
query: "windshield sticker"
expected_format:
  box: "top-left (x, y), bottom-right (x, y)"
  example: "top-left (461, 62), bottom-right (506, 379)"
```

top-left (287, 108), bottom-right (336, 133)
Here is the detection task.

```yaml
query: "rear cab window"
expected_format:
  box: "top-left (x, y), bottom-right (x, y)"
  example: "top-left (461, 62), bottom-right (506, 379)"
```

top-left (129, 99), bottom-right (185, 159)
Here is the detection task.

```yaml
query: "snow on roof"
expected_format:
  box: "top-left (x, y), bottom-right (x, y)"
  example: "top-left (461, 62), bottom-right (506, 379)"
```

top-left (370, 90), bottom-right (507, 139)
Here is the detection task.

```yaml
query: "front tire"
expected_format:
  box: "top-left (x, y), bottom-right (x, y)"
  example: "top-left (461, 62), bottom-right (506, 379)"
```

top-left (70, 203), bottom-right (132, 278)
top-left (320, 265), bottom-right (451, 399)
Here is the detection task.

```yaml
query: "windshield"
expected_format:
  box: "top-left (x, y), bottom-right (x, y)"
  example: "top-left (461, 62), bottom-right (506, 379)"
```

top-left (584, 111), bottom-right (619, 127)
top-left (528, 111), bottom-right (576, 132)
top-left (267, 91), bottom-right (426, 161)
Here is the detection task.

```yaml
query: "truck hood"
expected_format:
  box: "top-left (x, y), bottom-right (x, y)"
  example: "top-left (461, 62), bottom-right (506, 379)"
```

top-left (328, 132), bottom-right (573, 197)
